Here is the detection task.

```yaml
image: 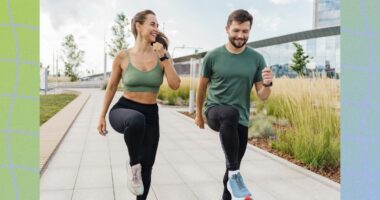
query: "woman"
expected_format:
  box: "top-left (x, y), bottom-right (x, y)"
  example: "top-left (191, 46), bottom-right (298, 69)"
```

top-left (97, 10), bottom-right (180, 200)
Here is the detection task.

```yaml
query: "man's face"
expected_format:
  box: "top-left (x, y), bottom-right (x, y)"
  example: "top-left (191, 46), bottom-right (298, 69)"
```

top-left (226, 21), bottom-right (251, 48)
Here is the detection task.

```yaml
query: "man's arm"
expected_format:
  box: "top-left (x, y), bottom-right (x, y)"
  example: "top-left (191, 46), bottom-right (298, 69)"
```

top-left (255, 81), bottom-right (271, 101)
top-left (255, 67), bottom-right (273, 101)
top-left (195, 77), bottom-right (209, 129)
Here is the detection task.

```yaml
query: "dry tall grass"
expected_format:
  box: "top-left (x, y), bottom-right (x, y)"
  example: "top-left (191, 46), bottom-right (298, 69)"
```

top-left (253, 77), bottom-right (340, 169)
top-left (159, 76), bottom-right (340, 169)
top-left (158, 77), bottom-right (191, 105)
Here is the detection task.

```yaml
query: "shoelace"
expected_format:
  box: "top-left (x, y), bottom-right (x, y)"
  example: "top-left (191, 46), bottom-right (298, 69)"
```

top-left (132, 174), bottom-right (138, 183)
top-left (235, 174), bottom-right (245, 191)
top-left (131, 168), bottom-right (139, 184)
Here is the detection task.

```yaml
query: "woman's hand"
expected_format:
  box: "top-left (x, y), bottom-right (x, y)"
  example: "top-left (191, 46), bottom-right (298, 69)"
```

top-left (152, 42), bottom-right (165, 58)
top-left (97, 117), bottom-right (108, 136)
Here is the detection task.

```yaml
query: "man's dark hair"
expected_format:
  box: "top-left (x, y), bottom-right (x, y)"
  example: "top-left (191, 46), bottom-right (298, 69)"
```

top-left (227, 9), bottom-right (253, 28)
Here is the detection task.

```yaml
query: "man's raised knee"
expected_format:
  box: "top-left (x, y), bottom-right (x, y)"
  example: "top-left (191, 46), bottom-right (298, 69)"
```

top-left (220, 106), bottom-right (239, 122)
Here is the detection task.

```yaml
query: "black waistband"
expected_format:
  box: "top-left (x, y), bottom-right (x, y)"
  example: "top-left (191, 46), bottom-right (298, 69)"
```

top-left (112, 96), bottom-right (158, 111)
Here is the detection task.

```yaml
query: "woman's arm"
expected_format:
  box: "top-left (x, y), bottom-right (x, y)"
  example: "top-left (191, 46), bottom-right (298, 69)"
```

top-left (153, 43), bottom-right (181, 90)
top-left (99, 52), bottom-right (124, 118)
top-left (160, 55), bottom-right (181, 90)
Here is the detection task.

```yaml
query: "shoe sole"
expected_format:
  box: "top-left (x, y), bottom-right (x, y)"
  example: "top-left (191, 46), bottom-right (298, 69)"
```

top-left (127, 179), bottom-right (144, 195)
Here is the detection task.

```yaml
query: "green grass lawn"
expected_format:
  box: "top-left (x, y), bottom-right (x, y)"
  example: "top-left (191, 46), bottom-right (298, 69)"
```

top-left (40, 94), bottom-right (78, 125)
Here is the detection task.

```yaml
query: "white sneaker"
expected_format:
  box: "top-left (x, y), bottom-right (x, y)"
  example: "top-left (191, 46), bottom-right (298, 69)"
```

top-left (126, 163), bottom-right (144, 195)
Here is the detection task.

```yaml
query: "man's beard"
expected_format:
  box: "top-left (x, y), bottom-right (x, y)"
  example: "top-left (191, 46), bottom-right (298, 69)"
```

top-left (228, 36), bottom-right (248, 48)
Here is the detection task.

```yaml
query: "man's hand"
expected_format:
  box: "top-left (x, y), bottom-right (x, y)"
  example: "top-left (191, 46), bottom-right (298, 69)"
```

top-left (262, 67), bottom-right (273, 85)
top-left (195, 115), bottom-right (205, 129)
top-left (195, 77), bottom-right (209, 129)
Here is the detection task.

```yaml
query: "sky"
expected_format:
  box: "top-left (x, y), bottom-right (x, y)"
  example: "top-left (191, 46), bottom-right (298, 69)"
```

top-left (40, 0), bottom-right (314, 76)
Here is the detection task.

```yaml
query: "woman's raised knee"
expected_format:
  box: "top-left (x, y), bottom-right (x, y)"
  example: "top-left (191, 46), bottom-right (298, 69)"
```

top-left (127, 112), bottom-right (146, 128)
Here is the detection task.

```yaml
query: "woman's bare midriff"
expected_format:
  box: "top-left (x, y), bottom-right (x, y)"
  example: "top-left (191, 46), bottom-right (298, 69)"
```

top-left (123, 91), bottom-right (158, 104)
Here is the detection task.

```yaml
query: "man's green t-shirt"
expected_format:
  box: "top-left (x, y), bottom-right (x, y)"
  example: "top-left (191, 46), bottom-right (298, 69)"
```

top-left (201, 45), bottom-right (266, 127)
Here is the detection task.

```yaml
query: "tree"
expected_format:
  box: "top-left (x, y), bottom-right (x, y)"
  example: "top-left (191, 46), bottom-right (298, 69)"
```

top-left (61, 34), bottom-right (85, 81)
top-left (290, 42), bottom-right (311, 77)
top-left (108, 12), bottom-right (131, 58)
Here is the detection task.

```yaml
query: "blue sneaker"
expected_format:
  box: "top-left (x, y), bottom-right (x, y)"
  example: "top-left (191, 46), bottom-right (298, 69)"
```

top-left (227, 172), bottom-right (252, 200)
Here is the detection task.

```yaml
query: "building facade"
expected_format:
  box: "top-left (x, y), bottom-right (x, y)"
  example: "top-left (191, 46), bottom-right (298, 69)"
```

top-left (313, 0), bottom-right (340, 28)
top-left (173, 26), bottom-right (340, 79)
top-left (172, 1), bottom-right (342, 79)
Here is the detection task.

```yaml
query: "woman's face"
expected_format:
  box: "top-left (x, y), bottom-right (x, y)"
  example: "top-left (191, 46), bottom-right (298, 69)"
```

top-left (137, 14), bottom-right (159, 43)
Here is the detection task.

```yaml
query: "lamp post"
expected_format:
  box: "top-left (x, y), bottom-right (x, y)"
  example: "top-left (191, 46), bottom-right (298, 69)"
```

top-left (54, 49), bottom-right (63, 93)
top-left (188, 48), bottom-right (203, 114)
top-left (171, 45), bottom-right (202, 114)
top-left (189, 48), bottom-right (202, 114)
top-left (55, 50), bottom-right (58, 93)
top-left (171, 44), bottom-right (185, 59)
top-left (103, 33), bottom-right (107, 86)
top-left (171, 45), bottom-right (202, 59)
top-left (306, 61), bottom-right (316, 78)
top-left (189, 58), bottom-right (196, 114)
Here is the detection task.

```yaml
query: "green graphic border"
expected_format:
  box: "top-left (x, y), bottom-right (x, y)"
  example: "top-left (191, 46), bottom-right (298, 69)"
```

top-left (0, 0), bottom-right (39, 199)
top-left (341, 0), bottom-right (380, 199)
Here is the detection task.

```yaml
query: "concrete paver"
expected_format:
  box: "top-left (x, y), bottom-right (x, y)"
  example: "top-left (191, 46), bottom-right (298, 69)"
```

top-left (40, 89), bottom-right (340, 200)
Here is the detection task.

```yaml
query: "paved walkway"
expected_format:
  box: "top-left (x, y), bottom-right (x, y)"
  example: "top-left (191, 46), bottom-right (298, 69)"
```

top-left (40, 89), bottom-right (340, 200)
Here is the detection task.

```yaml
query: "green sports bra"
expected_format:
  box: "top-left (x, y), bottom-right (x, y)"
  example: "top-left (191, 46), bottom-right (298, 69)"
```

top-left (122, 51), bottom-right (164, 93)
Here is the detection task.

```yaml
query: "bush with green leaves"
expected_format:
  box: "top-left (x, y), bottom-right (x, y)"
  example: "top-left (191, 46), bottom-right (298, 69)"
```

top-left (248, 113), bottom-right (276, 139)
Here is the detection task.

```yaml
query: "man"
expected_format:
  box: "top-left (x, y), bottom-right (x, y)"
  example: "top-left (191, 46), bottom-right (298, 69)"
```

top-left (195, 9), bottom-right (273, 200)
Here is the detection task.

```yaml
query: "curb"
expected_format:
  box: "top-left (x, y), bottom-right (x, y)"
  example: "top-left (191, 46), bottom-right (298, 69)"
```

top-left (170, 108), bottom-right (340, 191)
top-left (40, 90), bottom-right (90, 175)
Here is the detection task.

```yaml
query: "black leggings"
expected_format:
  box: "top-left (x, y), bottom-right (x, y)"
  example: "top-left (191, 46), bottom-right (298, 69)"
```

top-left (109, 96), bottom-right (159, 200)
top-left (206, 105), bottom-right (248, 200)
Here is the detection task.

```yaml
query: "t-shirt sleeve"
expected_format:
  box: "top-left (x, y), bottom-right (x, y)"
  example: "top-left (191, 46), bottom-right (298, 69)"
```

top-left (253, 54), bottom-right (267, 83)
top-left (201, 52), bottom-right (213, 78)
